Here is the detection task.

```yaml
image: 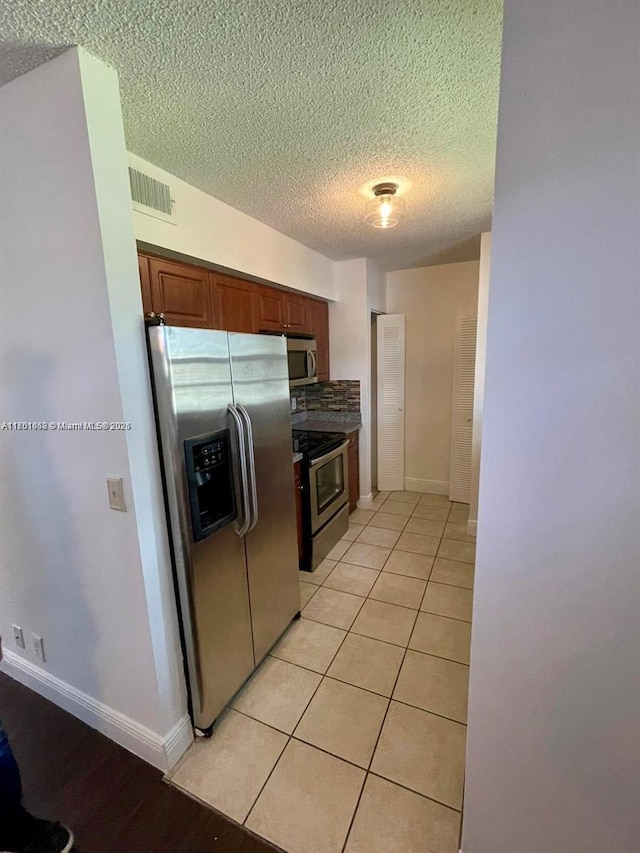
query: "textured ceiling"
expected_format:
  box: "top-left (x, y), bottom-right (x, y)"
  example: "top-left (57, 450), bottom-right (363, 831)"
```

top-left (0, 0), bottom-right (502, 271)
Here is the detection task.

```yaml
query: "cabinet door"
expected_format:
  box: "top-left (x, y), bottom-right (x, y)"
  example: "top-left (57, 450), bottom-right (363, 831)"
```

top-left (148, 257), bottom-right (213, 328)
top-left (283, 293), bottom-right (309, 333)
top-left (255, 285), bottom-right (285, 332)
top-left (294, 461), bottom-right (304, 565)
top-left (307, 299), bottom-right (330, 381)
top-left (211, 273), bottom-right (256, 333)
top-left (138, 254), bottom-right (153, 315)
top-left (348, 433), bottom-right (360, 513)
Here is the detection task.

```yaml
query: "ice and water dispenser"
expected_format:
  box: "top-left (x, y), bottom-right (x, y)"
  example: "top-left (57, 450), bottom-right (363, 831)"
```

top-left (184, 429), bottom-right (236, 541)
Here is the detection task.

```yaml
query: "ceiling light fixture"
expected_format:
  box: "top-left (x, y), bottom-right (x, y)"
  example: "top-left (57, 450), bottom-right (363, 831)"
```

top-left (365, 183), bottom-right (407, 229)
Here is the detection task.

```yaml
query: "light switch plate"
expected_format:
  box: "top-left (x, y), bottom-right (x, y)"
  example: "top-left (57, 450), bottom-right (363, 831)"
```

top-left (13, 624), bottom-right (25, 649)
top-left (107, 476), bottom-right (126, 512)
top-left (32, 633), bottom-right (45, 663)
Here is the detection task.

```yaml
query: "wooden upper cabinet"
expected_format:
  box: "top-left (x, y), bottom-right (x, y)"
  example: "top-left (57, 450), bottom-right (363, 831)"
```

top-left (138, 254), bottom-right (153, 315)
top-left (136, 254), bottom-right (330, 376)
top-left (147, 257), bottom-right (213, 328)
top-left (283, 293), bottom-right (309, 333)
top-left (307, 298), bottom-right (330, 381)
top-left (211, 273), bottom-right (256, 333)
top-left (255, 285), bottom-right (285, 332)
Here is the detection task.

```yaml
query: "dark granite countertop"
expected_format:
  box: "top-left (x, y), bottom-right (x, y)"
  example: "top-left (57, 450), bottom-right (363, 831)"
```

top-left (291, 411), bottom-right (362, 435)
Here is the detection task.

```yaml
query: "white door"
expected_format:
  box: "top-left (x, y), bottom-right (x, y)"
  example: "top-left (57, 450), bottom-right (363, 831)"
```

top-left (449, 316), bottom-right (477, 503)
top-left (377, 314), bottom-right (406, 492)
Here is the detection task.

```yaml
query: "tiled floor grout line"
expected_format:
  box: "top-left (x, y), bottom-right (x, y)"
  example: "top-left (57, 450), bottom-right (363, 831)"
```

top-left (339, 496), bottom-right (422, 851)
top-left (339, 632), bottom-right (411, 853)
top-left (366, 770), bottom-right (464, 815)
top-left (243, 614), bottom-right (354, 831)
top-left (185, 492), bottom-right (473, 852)
top-left (324, 566), bottom-right (474, 590)
top-left (418, 608), bottom-right (472, 625)
top-left (320, 495), bottom-right (467, 851)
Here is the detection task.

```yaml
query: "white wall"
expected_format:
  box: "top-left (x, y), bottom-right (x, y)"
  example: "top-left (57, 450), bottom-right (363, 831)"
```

top-left (0, 49), bottom-right (189, 769)
top-left (468, 232), bottom-right (491, 531)
top-left (386, 261), bottom-right (479, 493)
top-left (463, 2), bottom-right (640, 851)
top-left (130, 153), bottom-right (336, 301)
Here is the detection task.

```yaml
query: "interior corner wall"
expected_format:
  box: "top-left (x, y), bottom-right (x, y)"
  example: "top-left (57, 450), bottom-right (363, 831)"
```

top-left (129, 153), bottom-right (336, 301)
top-left (0, 48), bottom-right (187, 769)
top-left (468, 232), bottom-right (492, 529)
top-left (329, 260), bottom-right (371, 499)
top-left (463, 1), bottom-right (640, 851)
top-left (77, 51), bottom-right (188, 741)
top-left (386, 261), bottom-right (480, 494)
top-left (367, 259), bottom-right (386, 493)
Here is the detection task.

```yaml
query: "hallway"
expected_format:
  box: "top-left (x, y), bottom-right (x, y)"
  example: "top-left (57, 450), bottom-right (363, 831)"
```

top-left (170, 491), bottom-right (475, 853)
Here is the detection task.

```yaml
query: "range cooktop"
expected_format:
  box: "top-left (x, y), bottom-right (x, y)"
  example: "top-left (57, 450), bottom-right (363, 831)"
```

top-left (292, 429), bottom-right (345, 461)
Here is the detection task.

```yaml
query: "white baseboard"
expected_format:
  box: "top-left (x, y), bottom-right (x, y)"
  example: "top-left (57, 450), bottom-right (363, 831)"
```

top-left (404, 478), bottom-right (450, 495)
top-left (0, 649), bottom-right (193, 771)
top-left (357, 492), bottom-right (374, 509)
top-left (467, 519), bottom-right (477, 536)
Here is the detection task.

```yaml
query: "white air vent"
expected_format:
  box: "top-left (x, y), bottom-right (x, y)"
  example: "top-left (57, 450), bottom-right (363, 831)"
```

top-left (128, 165), bottom-right (176, 224)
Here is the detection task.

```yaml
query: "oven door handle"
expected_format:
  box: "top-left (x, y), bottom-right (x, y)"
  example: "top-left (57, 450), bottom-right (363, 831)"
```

top-left (309, 440), bottom-right (349, 469)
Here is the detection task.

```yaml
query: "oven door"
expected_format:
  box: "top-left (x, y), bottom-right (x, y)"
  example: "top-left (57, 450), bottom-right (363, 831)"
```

top-left (288, 338), bottom-right (318, 387)
top-left (309, 440), bottom-right (349, 532)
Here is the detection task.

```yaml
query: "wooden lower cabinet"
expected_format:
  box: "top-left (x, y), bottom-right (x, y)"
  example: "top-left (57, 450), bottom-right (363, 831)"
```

top-left (347, 432), bottom-right (360, 513)
top-left (294, 461), bottom-right (304, 565)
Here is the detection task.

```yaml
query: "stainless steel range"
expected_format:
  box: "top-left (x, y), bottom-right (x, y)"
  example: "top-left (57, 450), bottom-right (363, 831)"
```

top-left (293, 430), bottom-right (349, 570)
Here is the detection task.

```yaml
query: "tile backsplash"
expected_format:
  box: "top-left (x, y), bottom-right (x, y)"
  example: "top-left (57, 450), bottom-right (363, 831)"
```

top-left (290, 386), bottom-right (307, 412)
top-left (291, 380), bottom-right (360, 413)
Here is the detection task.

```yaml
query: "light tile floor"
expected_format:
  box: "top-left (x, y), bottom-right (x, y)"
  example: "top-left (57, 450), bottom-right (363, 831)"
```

top-left (169, 491), bottom-right (475, 853)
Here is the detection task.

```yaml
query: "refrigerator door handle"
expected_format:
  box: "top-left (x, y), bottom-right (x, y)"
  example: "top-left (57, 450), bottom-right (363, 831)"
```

top-left (227, 404), bottom-right (251, 537)
top-left (237, 403), bottom-right (259, 532)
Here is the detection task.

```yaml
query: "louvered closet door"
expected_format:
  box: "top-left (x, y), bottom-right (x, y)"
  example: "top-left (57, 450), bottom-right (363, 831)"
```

top-left (377, 314), bottom-right (406, 492)
top-left (449, 317), bottom-right (477, 503)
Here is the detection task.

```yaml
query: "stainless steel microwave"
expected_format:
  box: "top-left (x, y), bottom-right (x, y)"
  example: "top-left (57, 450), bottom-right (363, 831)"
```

top-left (287, 337), bottom-right (318, 387)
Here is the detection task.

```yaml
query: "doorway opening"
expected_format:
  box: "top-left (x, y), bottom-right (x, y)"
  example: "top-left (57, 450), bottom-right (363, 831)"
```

top-left (371, 311), bottom-right (379, 496)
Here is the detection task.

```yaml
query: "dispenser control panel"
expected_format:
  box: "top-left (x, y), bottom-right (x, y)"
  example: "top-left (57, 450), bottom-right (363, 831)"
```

top-left (193, 439), bottom-right (226, 472)
top-left (184, 429), bottom-right (236, 542)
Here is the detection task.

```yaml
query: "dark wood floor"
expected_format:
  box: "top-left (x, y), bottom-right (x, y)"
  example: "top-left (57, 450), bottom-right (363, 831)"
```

top-left (0, 673), bottom-right (276, 852)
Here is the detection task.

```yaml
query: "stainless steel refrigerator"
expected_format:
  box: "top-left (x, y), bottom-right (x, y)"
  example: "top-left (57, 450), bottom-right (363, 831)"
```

top-left (147, 323), bottom-right (300, 733)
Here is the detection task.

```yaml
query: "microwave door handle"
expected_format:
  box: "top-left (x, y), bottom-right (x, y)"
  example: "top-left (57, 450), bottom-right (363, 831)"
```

top-left (236, 403), bottom-right (259, 533)
top-left (308, 348), bottom-right (317, 379)
top-left (227, 405), bottom-right (251, 537)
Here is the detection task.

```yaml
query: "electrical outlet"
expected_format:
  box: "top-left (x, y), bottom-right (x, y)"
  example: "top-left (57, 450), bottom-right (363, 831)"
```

top-left (32, 634), bottom-right (45, 663)
top-left (107, 476), bottom-right (126, 512)
top-left (290, 396), bottom-right (297, 412)
top-left (12, 624), bottom-right (25, 649)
